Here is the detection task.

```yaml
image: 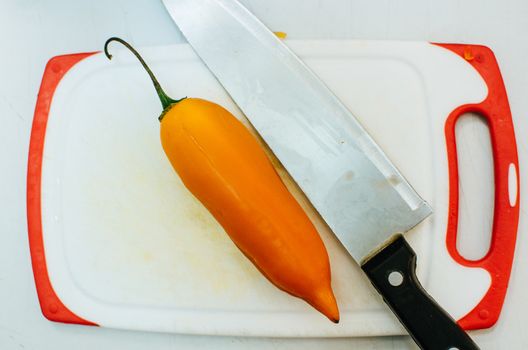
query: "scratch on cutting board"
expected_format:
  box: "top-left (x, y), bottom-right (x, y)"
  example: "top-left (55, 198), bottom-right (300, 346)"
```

top-left (34, 2), bottom-right (44, 40)
top-left (1, 96), bottom-right (24, 121)
top-left (117, 0), bottom-right (134, 44)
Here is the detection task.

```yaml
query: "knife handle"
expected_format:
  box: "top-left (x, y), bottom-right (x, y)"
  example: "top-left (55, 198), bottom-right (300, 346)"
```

top-left (362, 235), bottom-right (479, 350)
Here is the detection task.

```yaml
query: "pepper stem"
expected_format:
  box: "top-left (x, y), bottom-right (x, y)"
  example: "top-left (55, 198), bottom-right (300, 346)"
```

top-left (104, 37), bottom-right (185, 119)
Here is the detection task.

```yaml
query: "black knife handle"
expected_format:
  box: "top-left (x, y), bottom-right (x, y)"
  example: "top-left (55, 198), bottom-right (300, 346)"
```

top-left (362, 235), bottom-right (479, 350)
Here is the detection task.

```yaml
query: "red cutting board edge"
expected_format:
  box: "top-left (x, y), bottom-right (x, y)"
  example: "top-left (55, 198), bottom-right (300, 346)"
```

top-left (27, 52), bottom-right (98, 326)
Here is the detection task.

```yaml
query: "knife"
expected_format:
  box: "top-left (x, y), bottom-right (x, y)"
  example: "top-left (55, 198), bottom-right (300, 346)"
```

top-left (162, 0), bottom-right (479, 348)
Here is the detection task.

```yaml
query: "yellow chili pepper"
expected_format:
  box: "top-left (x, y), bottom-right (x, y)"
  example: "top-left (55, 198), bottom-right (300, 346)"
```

top-left (104, 37), bottom-right (339, 322)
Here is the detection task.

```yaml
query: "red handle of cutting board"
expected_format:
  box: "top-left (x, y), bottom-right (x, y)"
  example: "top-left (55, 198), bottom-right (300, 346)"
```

top-left (435, 44), bottom-right (520, 330)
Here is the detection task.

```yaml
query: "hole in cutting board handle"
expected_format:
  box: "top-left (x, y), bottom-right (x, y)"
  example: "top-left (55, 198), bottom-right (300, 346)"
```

top-left (454, 113), bottom-right (494, 261)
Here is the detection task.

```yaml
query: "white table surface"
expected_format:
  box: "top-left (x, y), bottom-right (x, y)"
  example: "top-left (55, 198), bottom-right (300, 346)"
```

top-left (1, 0), bottom-right (527, 349)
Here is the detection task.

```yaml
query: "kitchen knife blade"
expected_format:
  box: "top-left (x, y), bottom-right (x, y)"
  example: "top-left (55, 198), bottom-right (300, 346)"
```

top-left (163, 0), bottom-right (479, 348)
top-left (163, 0), bottom-right (430, 266)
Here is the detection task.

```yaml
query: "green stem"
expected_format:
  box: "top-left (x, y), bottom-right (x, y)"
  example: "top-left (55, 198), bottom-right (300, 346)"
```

top-left (104, 37), bottom-right (185, 119)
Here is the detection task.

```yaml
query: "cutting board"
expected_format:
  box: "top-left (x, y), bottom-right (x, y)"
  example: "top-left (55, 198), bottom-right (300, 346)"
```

top-left (27, 40), bottom-right (519, 337)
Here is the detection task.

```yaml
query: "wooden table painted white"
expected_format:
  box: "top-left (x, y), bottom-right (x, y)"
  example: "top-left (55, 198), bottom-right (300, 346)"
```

top-left (1, 0), bottom-right (527, 349)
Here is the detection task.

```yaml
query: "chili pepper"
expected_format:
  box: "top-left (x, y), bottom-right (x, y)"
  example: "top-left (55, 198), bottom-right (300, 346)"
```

top-left (104, 37), bottom-right (339, 322)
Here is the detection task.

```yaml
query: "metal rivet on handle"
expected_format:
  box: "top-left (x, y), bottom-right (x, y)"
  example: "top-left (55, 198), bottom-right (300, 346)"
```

top-left (388, 271), bottom-right (404, 287)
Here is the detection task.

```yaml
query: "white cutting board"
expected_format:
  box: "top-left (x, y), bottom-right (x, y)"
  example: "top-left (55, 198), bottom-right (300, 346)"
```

top-left (28, 40), bottom-right (518, 336)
